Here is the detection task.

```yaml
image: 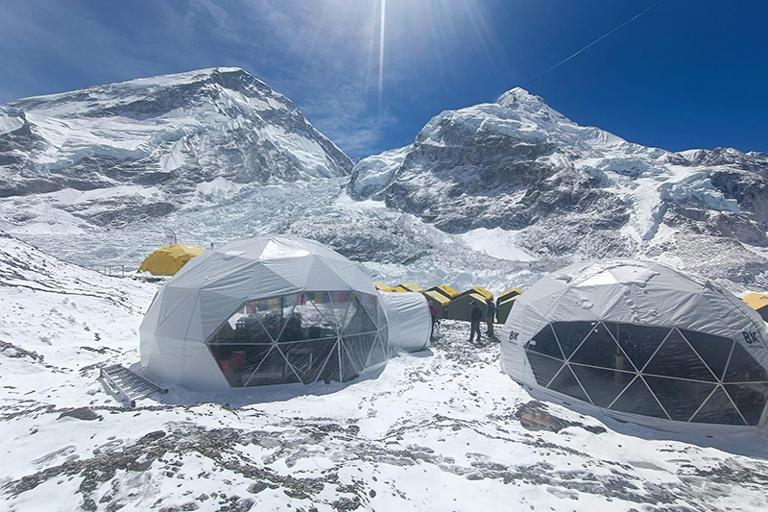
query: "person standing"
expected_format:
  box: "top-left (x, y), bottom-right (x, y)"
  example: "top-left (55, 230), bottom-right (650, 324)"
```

top-left (428, 300), bottom-right (438, 338)
top-left (469, 302), bottom-right (483, 345)
top-left (485, 297), bottom-right (496, 337)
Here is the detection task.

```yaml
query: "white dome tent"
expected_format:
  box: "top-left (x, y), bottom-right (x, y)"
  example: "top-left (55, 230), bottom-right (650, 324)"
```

top-left (140, 236), bottom-right (388, 391)
top-left (378, 291), bottom-right (432, 352)
top-left (501, 260), bottom-right (768, 430)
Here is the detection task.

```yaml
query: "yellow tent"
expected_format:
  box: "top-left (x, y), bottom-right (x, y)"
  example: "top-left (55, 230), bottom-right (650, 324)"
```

top-left (497, 287), bottom-right (524, 304)
top-left (425, 285), bottom-right (459, 299)
top-left (139, 244), bottom-right (205, 275)
top-left (742, 292), bottom-right (768, 321)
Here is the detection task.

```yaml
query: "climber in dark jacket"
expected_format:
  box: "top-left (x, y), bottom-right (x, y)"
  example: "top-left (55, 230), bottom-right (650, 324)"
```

top-left (485, 297), bottom-right (496, 336)
top-left (469, 302), bottom-right (483, 344)
top-left (428, 300), bottom-right (438, 338)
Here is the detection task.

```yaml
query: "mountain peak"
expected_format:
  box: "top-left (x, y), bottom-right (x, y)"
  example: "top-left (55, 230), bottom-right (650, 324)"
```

top-left (0, 67), bottom-right (353, 221)
top-left (496, 87), bottom-right (547, 110)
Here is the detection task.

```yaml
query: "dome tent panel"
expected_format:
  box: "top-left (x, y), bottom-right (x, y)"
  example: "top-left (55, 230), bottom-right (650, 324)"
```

top-left (551, 321), bottom-right (598, 359)
top-left (607, 323), bottom-right (671, 371)
top-left (548, 365), bottom-right (590, 403)
top-left (570, 365), bottom-right (635, 408)
top-left (724, 343), bottom-right (768, 382)
top-left (680, 329), bottom-right (734, 380)
top-left (501, 259), bottom-right (768, 431)
top-left (610, 376), bottom-right (668, 419)
top-left (139, 235), bottom-right (388, 391)
top-left (526, 324), bottom-right (563, 359)
top-left (378, 291), bottom-right (432, 352)
top-left (525, 352), bottom-right (563, 387)
top-left (724, 383), bottom-right (768, 425)
top-left (690, 387), bottom-right (746, 425)
top-left (644, 376), bottom-right (717, 421)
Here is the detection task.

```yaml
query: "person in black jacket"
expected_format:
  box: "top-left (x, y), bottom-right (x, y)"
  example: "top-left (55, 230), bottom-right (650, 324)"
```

top-left (469, 302), bottom-right (483, 345)
top-left (485, 297), bottom-right (496, 337)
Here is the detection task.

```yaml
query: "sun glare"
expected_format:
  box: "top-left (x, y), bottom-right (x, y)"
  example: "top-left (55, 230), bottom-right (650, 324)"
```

top-left (378, 0), bottom-right (386, 112)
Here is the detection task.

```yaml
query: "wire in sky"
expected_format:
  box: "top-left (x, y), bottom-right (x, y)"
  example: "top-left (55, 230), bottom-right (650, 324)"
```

top-left (524, 0), bottom-right (666, 87)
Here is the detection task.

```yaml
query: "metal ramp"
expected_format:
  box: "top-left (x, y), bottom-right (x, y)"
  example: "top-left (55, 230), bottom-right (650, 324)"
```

top-left (100, 364), bottom-right (167, 407)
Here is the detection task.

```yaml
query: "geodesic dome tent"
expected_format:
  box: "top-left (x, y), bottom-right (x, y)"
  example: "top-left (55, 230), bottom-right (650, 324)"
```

top-left (501, 260), bottom-right (768, 430)
top-left (139, 244), bottom-right (205, 275)
top-left (139, 236), bottom-right (388, 391)
top-left (378, 291), bottom-right (432, 352)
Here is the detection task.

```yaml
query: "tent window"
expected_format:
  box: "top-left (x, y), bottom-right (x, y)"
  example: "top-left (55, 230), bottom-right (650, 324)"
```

top-left (679, 329), bottom-right (733, 381)
top-left (526, 352), bottom-right (564, 387)
top-left (609, 323), bottom-right (668, 370)
top-left (526, 324), bottom-right (563, 359)
top-left (548, 365), bottom-right (589, 403)
top-left (643, 329), bottom-right (716, 381)
top-left (366, 332), bottom-right (389, 368)
top-left (551, 321), bottom-right (596, 359)
top-left (723, 343), bottom-right (768, 383)
top-left (570, 322), bottom-right (630, 371)
top-left (524, 322), bottom-right (767, 425)
top-left (570, 364), bottom-right (635, 407)
top-left (724, 382), bottom-right (768, 426)
top-left (644, 375), bottom-right (717, 422)
top-left (610, 376), bottom-right (668, 419)
top-left (207, 291), bottom-right (382, 387)
top-left (690, 387), bottom-right (745, 425)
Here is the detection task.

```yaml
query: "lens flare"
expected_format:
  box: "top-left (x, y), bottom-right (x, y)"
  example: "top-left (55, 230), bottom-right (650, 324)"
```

top-left (377, 0), bottom-right (386, 112)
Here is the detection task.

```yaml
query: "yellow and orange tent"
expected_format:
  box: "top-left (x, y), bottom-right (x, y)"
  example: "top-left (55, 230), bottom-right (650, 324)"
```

top-left (139, 244), bottom-right (205, 275)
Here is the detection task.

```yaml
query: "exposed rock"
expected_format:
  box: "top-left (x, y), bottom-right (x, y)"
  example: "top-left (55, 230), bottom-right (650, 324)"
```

top-left (58, 407), bottom-right (102, 421)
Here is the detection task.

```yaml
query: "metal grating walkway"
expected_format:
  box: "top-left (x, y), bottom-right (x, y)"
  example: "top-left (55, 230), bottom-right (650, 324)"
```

top-left (100, 364), bottom-right (167, 407)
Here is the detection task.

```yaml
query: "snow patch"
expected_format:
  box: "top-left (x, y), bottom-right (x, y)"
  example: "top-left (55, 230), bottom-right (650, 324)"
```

top-left (459, 227), bottom-right (536, 262)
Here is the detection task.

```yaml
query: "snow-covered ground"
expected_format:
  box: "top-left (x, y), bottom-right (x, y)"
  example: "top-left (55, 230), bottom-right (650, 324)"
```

top-left (1, 234), bottom-right (767, 511)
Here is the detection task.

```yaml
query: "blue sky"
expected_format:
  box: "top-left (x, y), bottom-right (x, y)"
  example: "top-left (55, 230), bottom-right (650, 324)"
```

top-left (1, 0), bottom-right (766, 158)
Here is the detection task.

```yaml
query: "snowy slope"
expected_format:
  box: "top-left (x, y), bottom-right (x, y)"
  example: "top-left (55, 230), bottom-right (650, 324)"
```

top-left (1, 236), bottom-right (767, 512)
top-left (0, 67), bottom-right (351, 230)
top-left (350, 88), bottom-right (768, 287)
top-left (2, 74), bottom-right (767, 294)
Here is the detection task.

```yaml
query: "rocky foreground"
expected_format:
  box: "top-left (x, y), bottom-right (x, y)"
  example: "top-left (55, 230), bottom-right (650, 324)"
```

top-left (2, 315), bottom-right (768, 511)
top-left (1, 234), bottom-right (767, 511)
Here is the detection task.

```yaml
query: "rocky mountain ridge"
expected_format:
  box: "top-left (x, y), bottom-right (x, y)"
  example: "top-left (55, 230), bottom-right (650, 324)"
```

top-left (1, 71), bottom-right (767, 289)
top-left (349, 88), bottom-right (768, 286)
top-left (0, 67), bottom-right (351, 230)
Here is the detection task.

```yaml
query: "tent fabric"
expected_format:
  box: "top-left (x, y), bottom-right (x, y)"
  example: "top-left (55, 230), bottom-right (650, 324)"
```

top-left (500, 259), bottom-right (768, 430)
top-left (378, 291), bottom-right (432, 352)
top-left (497, 288), bottom-right (523, 303)
top-left (139, 244), bottom-right (206, 275)
top-left (140, 236), bottom-right (389, 390)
